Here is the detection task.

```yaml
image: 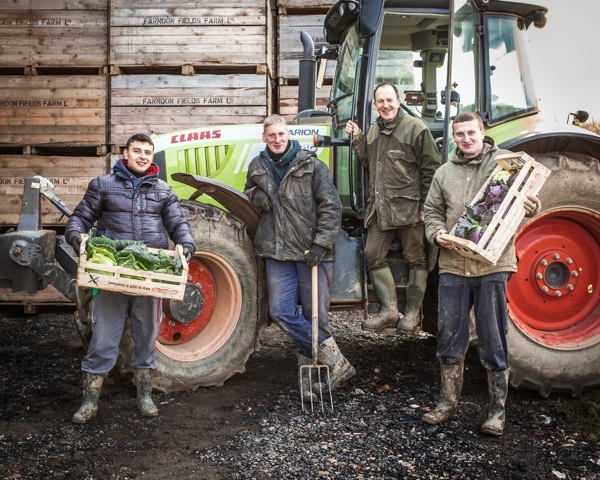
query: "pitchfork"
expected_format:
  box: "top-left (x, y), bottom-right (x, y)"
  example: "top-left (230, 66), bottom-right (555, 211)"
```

top-left (299, 262), bottom-right (334, 413)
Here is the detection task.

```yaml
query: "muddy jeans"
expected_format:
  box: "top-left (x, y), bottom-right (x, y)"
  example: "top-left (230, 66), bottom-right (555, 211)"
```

top-left (436, 272), bottom-right (509, 372)
top-left (265, 258), bottom-right (333, 358)
top-left (82, 290), bottom-right (162, 374)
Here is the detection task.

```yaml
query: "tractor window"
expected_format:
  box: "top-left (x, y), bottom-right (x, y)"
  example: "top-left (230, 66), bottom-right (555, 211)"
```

top-left (331, 26), bottom-right (363, 124)
top-left (330, 25), bottom-right (364, 216)
top-left (372, 12), bottom-right (450, 138)
top-left (486, 14), bottom-right (537, 123)
top-left (451, 0), bottom-right (478, 115)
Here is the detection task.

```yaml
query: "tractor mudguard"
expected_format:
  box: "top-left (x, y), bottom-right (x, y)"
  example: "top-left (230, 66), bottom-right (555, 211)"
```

top-left (171, 173), bottom-right (261, 238)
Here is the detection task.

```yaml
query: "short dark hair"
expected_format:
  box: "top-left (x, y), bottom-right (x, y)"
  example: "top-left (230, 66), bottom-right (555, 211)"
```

top-left (452, 112), bottom-right (484, 132)
top-left (125, 133), bottom-right (154, 150)
top-left (374, 82), bottom-right (400, 100)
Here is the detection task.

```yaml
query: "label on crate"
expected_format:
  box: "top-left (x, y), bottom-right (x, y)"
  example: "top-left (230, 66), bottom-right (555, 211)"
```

top-left (141, 97), bottom-right (232, 105)
top-left (142, 17), bottom-right (235, 25)
top-left (0, 100), bottom-right (70, 107)
top-left (0, 177), bottom-right (71, 186)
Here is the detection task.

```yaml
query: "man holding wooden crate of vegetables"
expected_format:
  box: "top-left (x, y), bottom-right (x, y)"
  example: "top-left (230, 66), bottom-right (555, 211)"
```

top-left (422, 112), bottom-right (541, 436)
top-left (65, 133), bottom-right (195, 424)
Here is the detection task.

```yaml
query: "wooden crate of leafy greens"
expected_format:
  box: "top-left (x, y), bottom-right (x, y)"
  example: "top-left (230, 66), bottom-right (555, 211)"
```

top-left (76, 234), bottom-right (188, 300)
top-left (440, 151), bottom-right (551, 265)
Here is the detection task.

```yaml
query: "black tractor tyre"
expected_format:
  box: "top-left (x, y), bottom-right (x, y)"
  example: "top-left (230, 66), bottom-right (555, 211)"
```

top-left (506, 152), bottom-right (600, 397)
top-left (117, 201), bottom-right (268, 393)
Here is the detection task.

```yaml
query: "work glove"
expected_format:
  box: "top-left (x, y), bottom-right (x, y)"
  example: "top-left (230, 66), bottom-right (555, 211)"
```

top-left (183, 247), bottom-right (194, 263)
top-left (524, 195), bottom-right (541, 218)
top-left (71, 235), bottom-right (82, 255)
top-left (253, 189), bottom-right (271, 212)
top-left (305, 244), bottom-right (328, 267)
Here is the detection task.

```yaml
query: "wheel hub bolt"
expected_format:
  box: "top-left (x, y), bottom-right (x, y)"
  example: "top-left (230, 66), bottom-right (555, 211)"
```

top-left (553, 253), bottom-right (560, 260)
top-left (572, 271), bottom-right (579, 277)
top-left (536, 273), bottom-right (543, 280)
top-left (566, 258), bottom-right (573, 264)
top-left (554, 291), bottom-right (561, 297)
top-left (542, 286), bottom-right (549, 293)
top-left (541, 259), bottom-right (548, 266)
top-left (567, 284), bottom-right (574, 291)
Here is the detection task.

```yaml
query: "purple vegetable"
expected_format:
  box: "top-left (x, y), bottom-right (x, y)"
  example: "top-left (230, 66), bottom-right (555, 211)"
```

top-left (455, 214), bottom-right (478, 239)
top-left (485, 184), bottom-right (508, 206)
top-left (467, 227), bottom-right (483, 244)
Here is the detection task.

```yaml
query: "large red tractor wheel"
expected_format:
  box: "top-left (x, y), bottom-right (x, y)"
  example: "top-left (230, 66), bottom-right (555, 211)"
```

top-left (507, 153), bottom-right (600, 396)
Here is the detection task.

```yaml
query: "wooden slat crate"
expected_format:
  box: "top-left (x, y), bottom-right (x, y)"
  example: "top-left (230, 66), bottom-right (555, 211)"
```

top-left (0, 0), bottom-right (107, 67)
top-left (441, 152), bottom-right (551, 265)
top-left (277, 0), bottom-right (335, 11)
top-left (0, 75), bottom-right (107, 146)
top-left (110, 73), bottom-right (269, 147)
top-left (110, 0), bottom-right (270, 70)
top-left (278, 14), bottom-right (336, 79)
top-left (278, 84), bottom-right (331, 119)
top-left (0, 155), bottom-right (107, 226)
top-left (77, 234), bottom-right (188, 301)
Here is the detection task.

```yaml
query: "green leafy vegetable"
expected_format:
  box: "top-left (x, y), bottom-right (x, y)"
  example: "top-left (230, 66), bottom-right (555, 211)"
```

top-left (85, 235), bottom-right (182, 276)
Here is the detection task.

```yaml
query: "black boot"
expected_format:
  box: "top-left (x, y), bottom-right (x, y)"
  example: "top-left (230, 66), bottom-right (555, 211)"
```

top-left (421, 363), bottom-right (464, 425)
top-left (136, 369), bottom-right (158, 417)
top-left (480, 369), bottom-right (510, 436)
top-left (72, 372), bottom-right (105, 424)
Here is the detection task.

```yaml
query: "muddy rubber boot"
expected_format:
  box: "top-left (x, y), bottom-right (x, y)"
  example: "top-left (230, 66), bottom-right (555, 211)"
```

top-left (72, 372), bottom-right (105, 425)
top-left (136, 369), bottom-right (158, 417)
top-left (318, 337), bottom-right (356, 389)
top-left (362, 267), bottom-right (399, 332)
top-left (480, 369), bottom-right (510, 436)
top-left (297, 353), bottom-right (319, 403)
top-left (421, 362), bottom-right (464, 425)
top-left (397, 268), bottom-right (427, 335)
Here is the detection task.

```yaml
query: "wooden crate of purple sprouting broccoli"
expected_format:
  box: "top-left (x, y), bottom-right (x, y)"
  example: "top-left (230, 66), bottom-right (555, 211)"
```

top-left (440, 151), bottom-right (551, 265)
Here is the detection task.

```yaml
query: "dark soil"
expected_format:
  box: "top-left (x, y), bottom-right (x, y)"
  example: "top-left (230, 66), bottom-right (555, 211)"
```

top-left (0, 306), bottom-right (598, 480)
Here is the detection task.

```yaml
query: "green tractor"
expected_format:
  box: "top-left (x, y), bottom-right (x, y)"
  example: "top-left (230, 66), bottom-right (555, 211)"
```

top-left (113, 0), bottom-right (600, 396)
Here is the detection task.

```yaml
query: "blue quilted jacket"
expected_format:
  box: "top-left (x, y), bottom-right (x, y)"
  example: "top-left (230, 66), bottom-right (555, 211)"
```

top-left (66, 158), bottom-right (195, 252)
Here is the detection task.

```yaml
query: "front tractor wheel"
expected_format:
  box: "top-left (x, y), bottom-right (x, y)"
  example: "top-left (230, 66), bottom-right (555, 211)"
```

top-left (507, 153), bottom-right (600, 396)
top-left (152, 201), bottom-right (267, 393)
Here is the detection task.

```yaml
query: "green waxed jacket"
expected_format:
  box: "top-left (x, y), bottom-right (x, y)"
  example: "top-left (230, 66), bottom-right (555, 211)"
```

top-left (423, 138), bottom-right (517, 277)
top-left (352, 110), bottom-right (441, 230)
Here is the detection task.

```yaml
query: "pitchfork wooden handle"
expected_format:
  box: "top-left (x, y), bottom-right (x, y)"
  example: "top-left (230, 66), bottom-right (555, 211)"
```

top-left (311, 264), bottom-right (319, 366)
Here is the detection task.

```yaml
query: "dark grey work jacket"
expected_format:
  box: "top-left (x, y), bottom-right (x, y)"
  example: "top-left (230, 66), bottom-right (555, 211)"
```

top-left (244, 148), bottom-right (341, 262)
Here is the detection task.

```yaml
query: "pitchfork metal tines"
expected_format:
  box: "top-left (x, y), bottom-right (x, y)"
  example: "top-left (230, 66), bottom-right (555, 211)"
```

top-left (299, 262), bottom-right (334, 413)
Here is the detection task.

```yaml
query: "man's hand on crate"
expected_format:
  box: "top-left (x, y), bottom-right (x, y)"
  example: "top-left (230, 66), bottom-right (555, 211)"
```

top-left (183, 247), bottom-right (193, 263)
top-left (435, 229), bottom-right (455, 250)
top-left (524, 195), bottom-right (541, 218)
top-left (70, 235), bottom-right (82, 255)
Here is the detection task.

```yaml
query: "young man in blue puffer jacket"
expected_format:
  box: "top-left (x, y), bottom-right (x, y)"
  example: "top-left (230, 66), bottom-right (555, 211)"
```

top-left (66, 133), bottom-right (195, 424)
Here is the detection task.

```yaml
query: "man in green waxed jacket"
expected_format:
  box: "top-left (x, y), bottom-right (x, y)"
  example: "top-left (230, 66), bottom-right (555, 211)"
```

top-left (347, 82), bottom-right (441, 335)
top-left (422, 112), bottom-right (541, 436)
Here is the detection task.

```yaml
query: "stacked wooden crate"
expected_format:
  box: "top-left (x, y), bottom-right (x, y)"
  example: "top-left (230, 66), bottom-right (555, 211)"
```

top-left (0, 0), bottom-right (109, 228)
top-left (109, 0), bottom-right (273, 150)
top-left (276, 0), bottom-right (336, 119)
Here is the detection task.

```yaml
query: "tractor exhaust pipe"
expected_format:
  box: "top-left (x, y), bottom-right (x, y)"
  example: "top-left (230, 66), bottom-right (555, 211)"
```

top-left (298, 31), bottom-right (316, 114)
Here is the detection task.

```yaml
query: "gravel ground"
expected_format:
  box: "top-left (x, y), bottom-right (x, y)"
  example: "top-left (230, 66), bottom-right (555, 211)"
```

top-left (0, 306), bottom-right (599, 480)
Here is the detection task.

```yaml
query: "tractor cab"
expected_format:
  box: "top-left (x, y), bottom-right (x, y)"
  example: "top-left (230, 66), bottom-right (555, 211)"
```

top-left (317, 0), bottom-right (547, 217)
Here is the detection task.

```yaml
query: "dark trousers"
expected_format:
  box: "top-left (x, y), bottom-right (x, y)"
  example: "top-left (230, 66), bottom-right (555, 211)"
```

top-left (436, 272), bottom-right (510, 372)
